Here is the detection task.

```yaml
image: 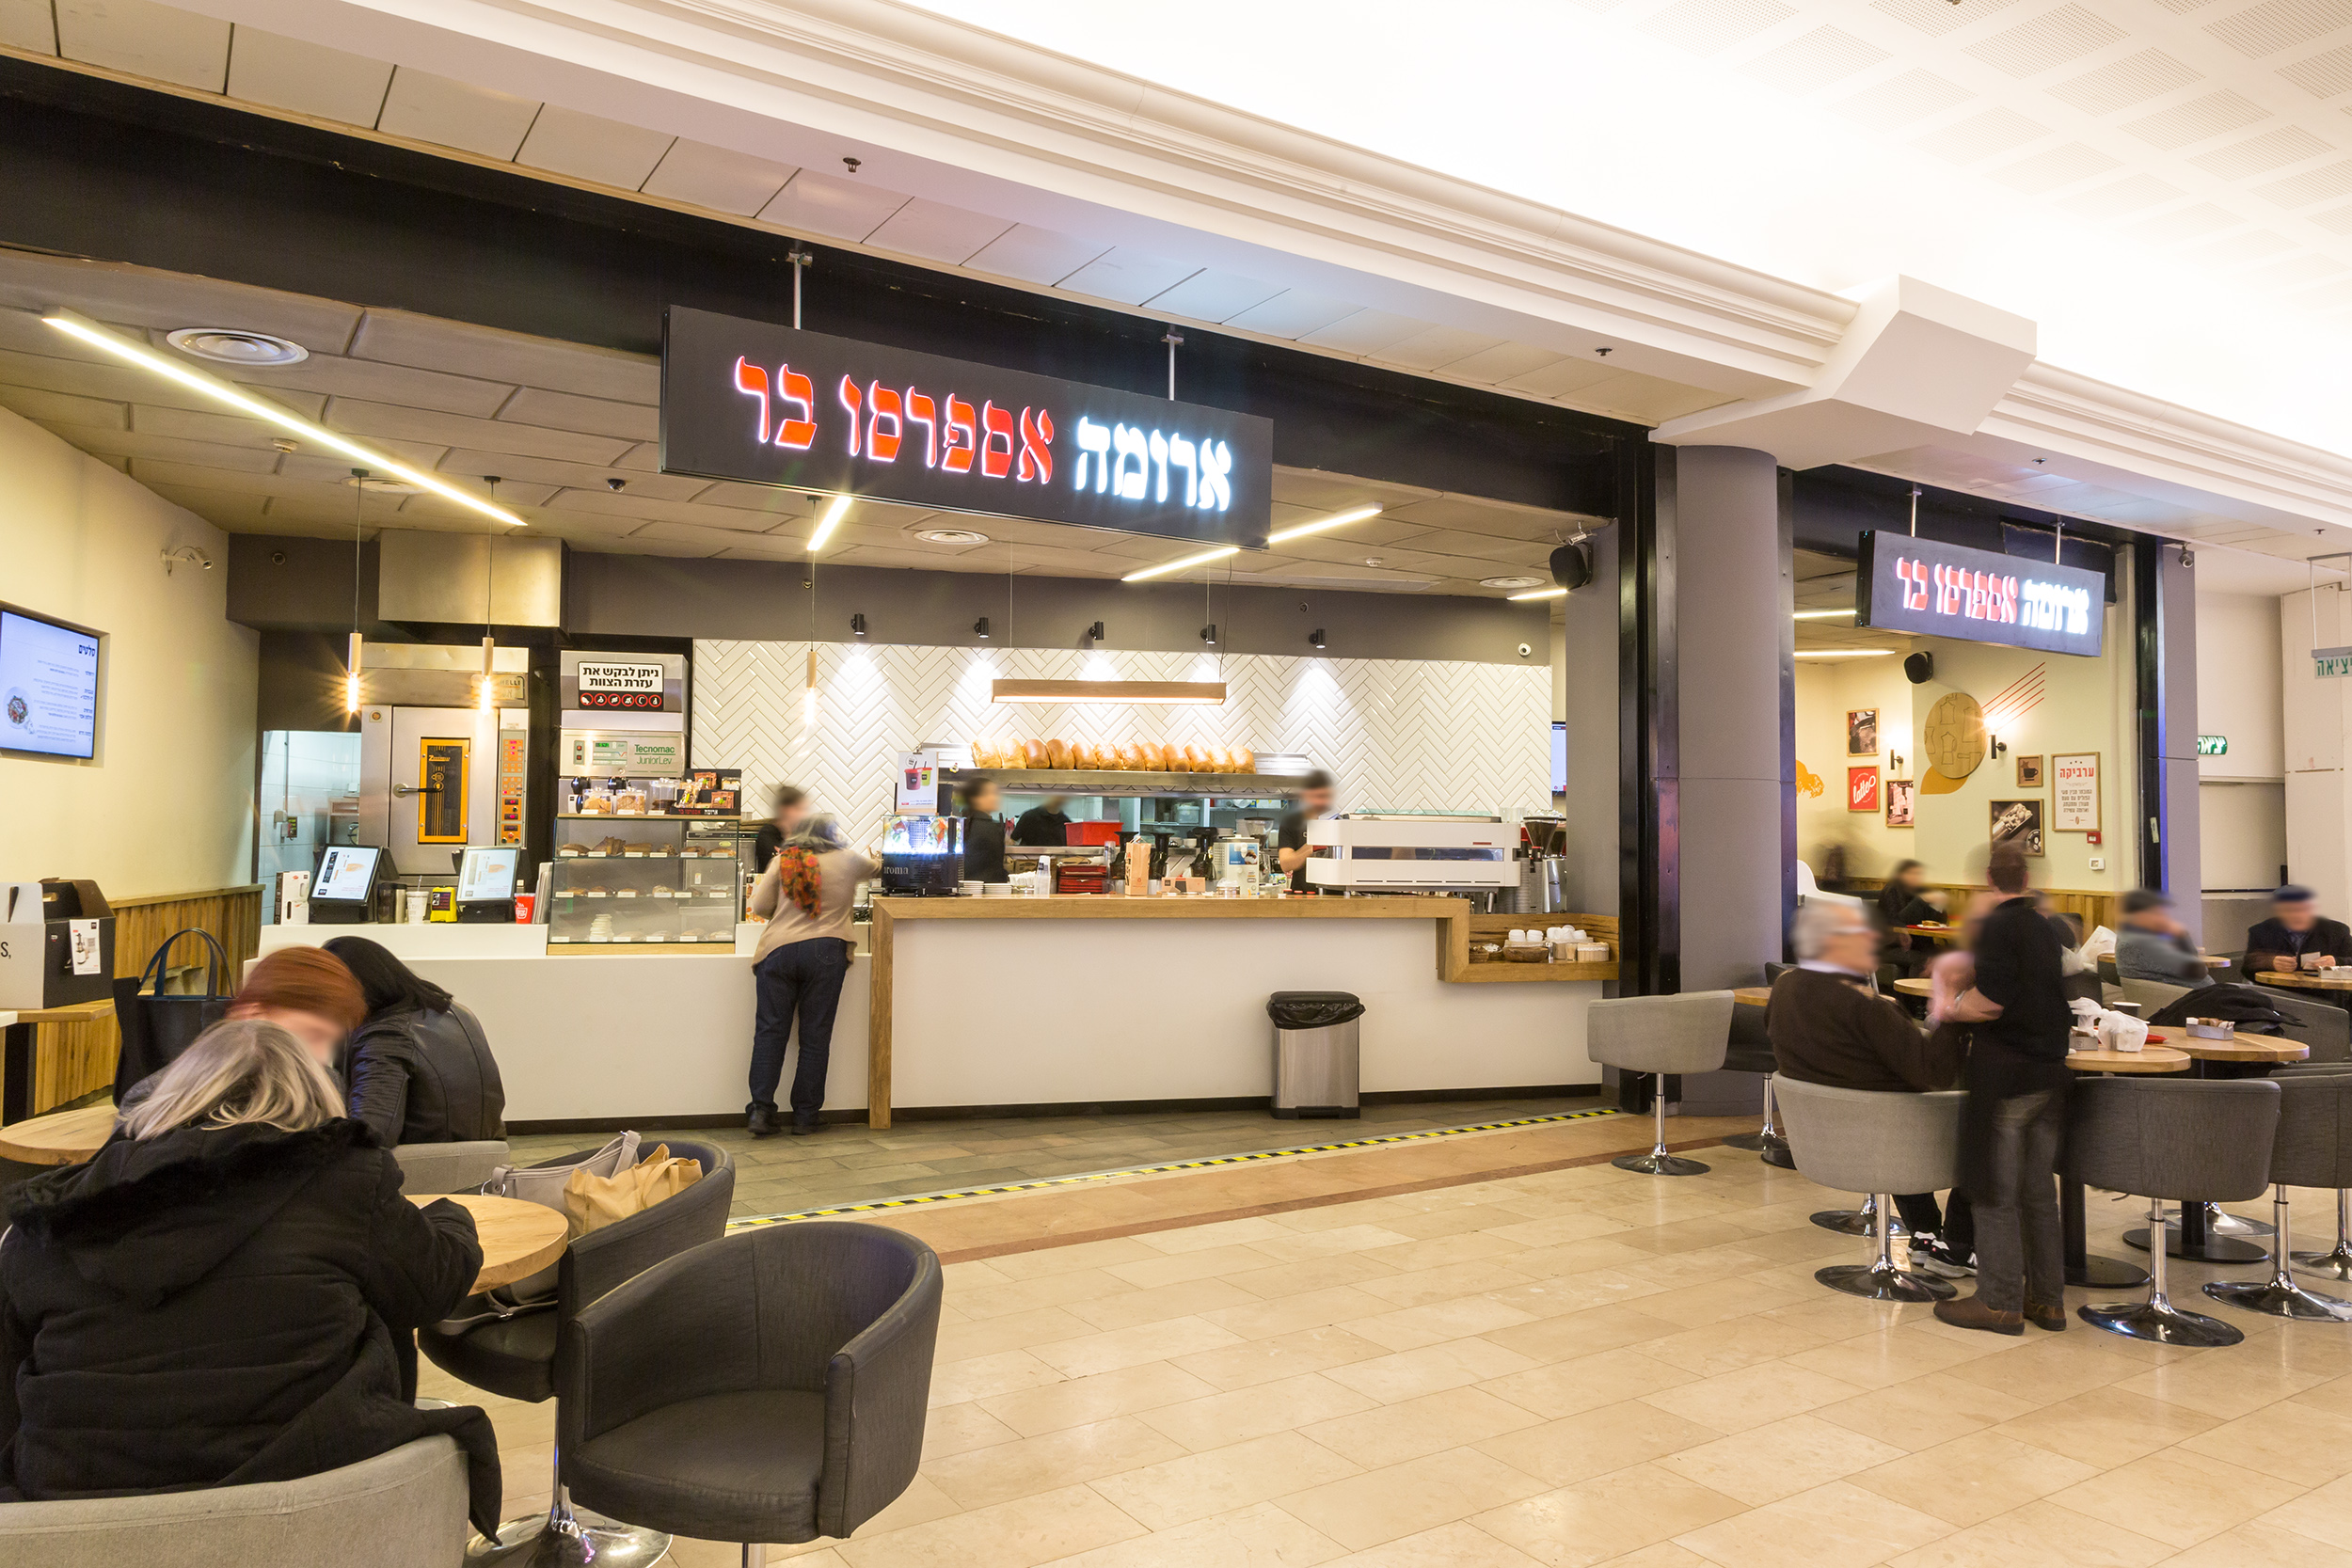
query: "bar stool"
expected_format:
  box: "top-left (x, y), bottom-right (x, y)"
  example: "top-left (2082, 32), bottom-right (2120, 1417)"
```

top-left (2069, 1076), bottom-right (2280, 1347)
top-left (2207, 1071), bottom-right (2352, 1322)
top-left (1772, 1076), bottom-right (1963, 1302)
top-left (1586, 991), bottom-right (1735, 1176)
top-left (1721, 965), bottom-right (1788, 1164)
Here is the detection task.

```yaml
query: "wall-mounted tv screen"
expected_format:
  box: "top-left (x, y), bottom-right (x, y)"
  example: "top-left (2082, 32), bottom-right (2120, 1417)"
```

top-left (0, 605), bottom-right (102, 759)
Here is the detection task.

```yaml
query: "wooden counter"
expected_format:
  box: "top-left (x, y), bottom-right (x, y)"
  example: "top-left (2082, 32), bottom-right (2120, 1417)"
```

top-left (866, 895), bottom-right (1619, 1126)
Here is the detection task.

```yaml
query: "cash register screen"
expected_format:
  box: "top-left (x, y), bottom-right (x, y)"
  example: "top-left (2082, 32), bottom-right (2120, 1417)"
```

top-left (313, 846), bottom-right (381, 903)
top-left (456, 847), bottom-right (519, 903)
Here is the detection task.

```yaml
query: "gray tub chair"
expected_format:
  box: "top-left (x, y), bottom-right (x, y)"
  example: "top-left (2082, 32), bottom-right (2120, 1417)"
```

top-left (1586, 991), bottom-right (1735, 1177)
top-left (2207, 1069), bottom-right (2352, 1322)
top-left (1772, 1076), bottom-right (1965, 1303)
top-left (392, 1140), bottom-right (511, 1196)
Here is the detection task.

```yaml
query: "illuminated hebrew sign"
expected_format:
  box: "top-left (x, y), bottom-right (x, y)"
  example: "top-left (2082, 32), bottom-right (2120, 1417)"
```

top-left (1855, 531), bottom-right (2105, 657)
top-left (660, 306), bottom-right (1272, 548)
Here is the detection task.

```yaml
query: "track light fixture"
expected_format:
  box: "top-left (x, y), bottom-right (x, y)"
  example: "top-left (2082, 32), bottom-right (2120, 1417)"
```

top-left (1086, 621), bottom-right (1105, 642)
top-left (1309, 627), bottom-right (1327, 650)
top-left (850, 613), bottom-right (867, 638)
top-left (974, 616), bottom-right (991, 639)
top-left (1200, 624), bottom-right (1217, 646)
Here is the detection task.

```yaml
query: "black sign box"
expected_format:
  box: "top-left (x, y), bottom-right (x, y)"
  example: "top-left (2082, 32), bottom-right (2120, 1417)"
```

top-left (1855, 531), bottom-right (2106, 658)
top-left (660, 305), bottom-right (1274, 549)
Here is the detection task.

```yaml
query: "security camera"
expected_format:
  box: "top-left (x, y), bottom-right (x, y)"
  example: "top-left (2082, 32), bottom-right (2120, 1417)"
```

top-left (1518, 642), bottom-right (1533, 658)
top-left (270, 549), bottom-right (288, 566)
top-left (606, 477), bottom-right (627, 491)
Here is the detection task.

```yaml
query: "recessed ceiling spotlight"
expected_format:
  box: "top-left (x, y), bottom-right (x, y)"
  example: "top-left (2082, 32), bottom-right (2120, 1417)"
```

top-left (165, 327), bottom-right (309, 367)
top-left (916, 528), bottom-right (991, 545)
top-left (1480, 575), bottom-right (1548, 590)
top-left (1363, 557), bottom-right (1386, 567)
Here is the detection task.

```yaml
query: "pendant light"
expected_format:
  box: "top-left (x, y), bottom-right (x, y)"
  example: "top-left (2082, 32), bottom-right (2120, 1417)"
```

top-left (345, 467), bottom-right (365, 714)
top-left (478, 479), bottom-right (501, 715)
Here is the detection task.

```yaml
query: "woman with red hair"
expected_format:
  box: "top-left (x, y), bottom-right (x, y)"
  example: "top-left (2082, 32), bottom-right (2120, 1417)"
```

top-left (226, 946), bottom-right (367, 1067)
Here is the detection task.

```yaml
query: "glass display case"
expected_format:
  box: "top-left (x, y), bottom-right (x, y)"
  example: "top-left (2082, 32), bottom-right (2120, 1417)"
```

top-left (549, 815), bottom-right (743, 946)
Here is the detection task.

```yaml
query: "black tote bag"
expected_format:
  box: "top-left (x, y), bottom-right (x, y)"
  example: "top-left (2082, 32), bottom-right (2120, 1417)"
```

top-left (111, 927), bottom-right (233, 1102)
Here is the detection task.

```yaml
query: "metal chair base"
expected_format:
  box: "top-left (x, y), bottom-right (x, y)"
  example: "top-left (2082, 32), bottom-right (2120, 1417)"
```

top-left (1612, 1080), bottom-right (1708, 1176)
top-left (2078, 1298), bottom-right (2246, 1347)
top-left (1760, 1138), bottom-right (1797, 1170)
top-left (1721, 1132), bottom-right (1767, 1151)
top-left (2294, 1189), bottom-right (2352, 1282)
top-left (2122, 1226), bottom-right (2268, 1265)
top-left (2204, 1184), bottom-right (2352, 1322)
top-left (1817, 1260), bottom-right (1954, 1303)
top-left (1812, 1195), bottom-right (1907, 1238)
top-left (468, 1513), bottom-right (672, 1568)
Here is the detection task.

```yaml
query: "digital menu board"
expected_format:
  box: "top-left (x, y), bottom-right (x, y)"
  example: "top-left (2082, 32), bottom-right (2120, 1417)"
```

top-left (0, 607), bottom-right (101, 758)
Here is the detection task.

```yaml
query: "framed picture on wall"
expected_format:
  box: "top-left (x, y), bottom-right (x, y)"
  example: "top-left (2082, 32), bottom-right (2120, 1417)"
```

top-left (1991, 798), bottom-right (2044, 857)
top-left (1884, 776), bottom-right (1915, 828)
top-left (2016, 753), bottom-right (2045, 788)
top-left (1848, 766), bottom-right (1881, 813)
top-left (1847, 708), bottom-right (1879, 755)
top-left (2052, 752), bottom-right (2100, 832)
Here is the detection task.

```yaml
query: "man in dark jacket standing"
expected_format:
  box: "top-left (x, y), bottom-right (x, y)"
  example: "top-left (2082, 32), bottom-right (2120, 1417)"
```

top-left (1936, 845), bottom-right (2074, 1336)
top-left (2244, 885), bottom-right (2352, 979)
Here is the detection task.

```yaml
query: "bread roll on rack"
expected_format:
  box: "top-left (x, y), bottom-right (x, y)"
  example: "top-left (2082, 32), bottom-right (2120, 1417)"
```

top-left (1024, 739), bottom-right (1048, 769)
top-left (1233, 747), bottom-right (1255, 775)
top-left (1046, 738), bottom-right (1070, 768)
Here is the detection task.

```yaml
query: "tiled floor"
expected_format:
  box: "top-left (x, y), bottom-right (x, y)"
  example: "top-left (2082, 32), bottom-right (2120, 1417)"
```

top-left (423, 1119), bottom-right (2352, 1568)
top-left (509, 1096), bottom-right (1606, 1218)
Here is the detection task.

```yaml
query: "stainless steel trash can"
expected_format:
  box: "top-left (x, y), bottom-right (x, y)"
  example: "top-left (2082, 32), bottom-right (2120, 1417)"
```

top-left (1269, 990), bottom-right (1363, 1119)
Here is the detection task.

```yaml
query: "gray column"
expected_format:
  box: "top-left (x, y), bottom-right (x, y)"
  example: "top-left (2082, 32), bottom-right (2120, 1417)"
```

top-left (2152, 544), bottom-right (2203, 942)
top-left (1670, 447), bottom-right (1795, 990)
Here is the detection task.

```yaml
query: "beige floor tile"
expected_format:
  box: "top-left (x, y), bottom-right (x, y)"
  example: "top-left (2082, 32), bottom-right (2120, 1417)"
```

top-left (1133, 1372), bottom-right (1379, 1452)
top-left (923, 1400), bottom-right (1025, 1460)
top-left (836, 1482), bottom-right (1147, 1568)
top-left (931, 1350), bottom-right (1068, 1407)
top-left (1174, 1325), bottom-right (1395, 1391)
top-left (1134, 1216), bottom-right (1309, 1254)
top-left (1812, 1371), bottom-right (2041, 1453)
top-left (1936, 1337), bottom-right (2149, 1406)
top-left (1480, 1345), bottom-right (1701, 1420)
top-left (2173, 1399), bottom-right (2352, 1487)
top-left (1203, 1286), bottom-right (1402, 1341)
top-left (1992, 1388), bottom-right (2224, 1469)
top-left (1637, 1359), bottom-right (1868, 1434)
top-left (1036, 1499), bottom-right (1347, 1567)
top-left (1633, 1275), bottom-right (1812, 1329)
top-left (1247, 1225), bottom-right (1425, 1262)
top-left (1473, 1400), bottom-right (1723, 1488)
top-left (1227, 1253), bottom-right (1406, 1301)
top-left (1654, 1414), bottom-right (1906, 1506)
top-left (1361, 1233), bottom-right (1532, 1275)
top-left (954, 1270), bottom-right (1139, 1322)
top-left (937, 1307), bottom-right (1103, 1363)
top-left (1343, 1295), bottom-right (1542, 1353)
top-left (1783, 1324), bottom-right (1993, 1391)
top-left (2047, 1451), bottom-right (2305, 1549)
top-left (1882, 1498), bottom-right (2170, 1568)
top-left (2111, 1351), bottom-right (2337, 1421)
top-left (1358, 1261), bottom-right (1539, 1310)
top-left (1850, 1431), bottom-right (2101, 1527)
top-left (670, 1544), bottom-right (849, 1567)
top-left (923, 1416), bottom-right (1190, 1511)
top-left (1066, 1278), bottom-right (1263, 1333)
top-left (1279, 1448), bottom-right (1550, 1551)
top-left (1672, 1479), bottom-right (1950, 1568)
top-left (1480, 1302), bottom-right (1683, 1364)
top-left (1030, 1316), bottom-right (1243, 1378)
top-left (1756, 1291), bottom-right (1916, 1340)
top-left (1593, 1546), bottom-right (1711, 1568)
top-left (2286, 1370), bottom-right (2352, 1419)
top-left (1087, 1430), bottom-right (1362, 1531)
top-left (1493, 1239), bottom-right (1662, 1280)
top-left (991, 1237), bottom-right (1169, 1279)
top-left (1325, 1338), bottom-right (1542, 1404)
top-left (1631, 1315), bottom-right (1835, 1378)
top-left (1325, 1520), bottom-right (1547, 1566)
top-left (1107, 1244), bottom-right (1298, 1291)
top-left (2156, 1521), bottom-right (2352, 1568)
top-left (1470, 1462), bottom-right (1745, 1568)
top-left (1300, 1386), bottom-right (1546, 1468)
top-left (1483, 1212), bottom-right (1641, 1250)
top-left (2254, 1470), bottom-right (2352, 1549)
top-left (978, 1362), bottom-right (1219, 1437)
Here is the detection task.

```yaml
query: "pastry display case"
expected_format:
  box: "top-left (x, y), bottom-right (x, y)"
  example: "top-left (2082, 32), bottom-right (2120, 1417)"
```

top-left (549, 815), bottom-right (743, 947)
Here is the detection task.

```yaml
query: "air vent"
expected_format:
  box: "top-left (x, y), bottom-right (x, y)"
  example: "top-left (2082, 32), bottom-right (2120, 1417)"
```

top-left (2121, 90), bottom-right (2270, 149)
top-left (164, 327), bottom-right (309, 367)
top-left (2310, 202), bottom-right (2352, 233)
top-left (1989, 143), bottom-right (2122, 193)
top-left (1740, 25), bottom-right (1888, 92)
top-left (2153, 0), bottom-right (2220, 11)
top-left (1870, 0), bottom-right (2024, 38)
top-left (1964, 5), bottom-right (2126, 77)
top-left (2254, 157), bottom-right (2352, 205)
top-left (2065, 173), bottom-right (2188, 218)
top-left (2206, 0), bottom-right (2352, 58)
top-left (2280, 44), bottom-right (2352, 98)
top-left (2046, 49), bottom-right (2202, 114)
top-left (2126, 202), bottom-right (2243, 243)
top-left (1836, 69), bottom-right (1974, 128)
top-left (1635, 0), bottom-right (1797, 56)
top-left (1913, 107), bottom-right (2053, 163)
top-left (2191, 126), bottom-right (2336, 178)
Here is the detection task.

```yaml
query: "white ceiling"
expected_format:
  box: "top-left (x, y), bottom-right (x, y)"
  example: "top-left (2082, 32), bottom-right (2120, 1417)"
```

top-left (0, 249), bottom-right (1598, 593)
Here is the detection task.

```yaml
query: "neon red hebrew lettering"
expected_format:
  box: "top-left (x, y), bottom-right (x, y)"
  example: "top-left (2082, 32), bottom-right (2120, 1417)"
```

top-left (867, 384), bottom-right (904, 464)
top-left (942, 396), bottom-right (976, 474)
top-left (980, 402), bottom-right (1015, 479)
top-left (1018, 408), bottom-right (1054, 483)
top-left (775, 369), bottom-right (816, 450)
top-left (734, 358), bottom-right (769, 443)
top-left (906, 391), bottom-right (937, 467)
top-left (836, 376), bottom-right (863, 457)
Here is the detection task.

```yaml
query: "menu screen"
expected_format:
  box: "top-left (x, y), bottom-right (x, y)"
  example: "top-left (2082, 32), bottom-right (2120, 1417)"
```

top-left (0, 609), bottom-right (101, 758)
top-left (457, 847), bottom-right (519, 902)
top-left (314, 847), bottom-right (381, 903)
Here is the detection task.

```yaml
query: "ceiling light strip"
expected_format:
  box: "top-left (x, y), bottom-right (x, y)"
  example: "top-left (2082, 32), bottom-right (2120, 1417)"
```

top-left (1792, 609), bottom-right (1856, 620)
top-left (1265, 505), bottom-right (1382, 545)
top-left (1121, 546), bottom-right (1238, 583)
top-left (40, 310), bottom-right (526, 528)
top-left (1121, 506), bottom-right (1385, 583)
top-left (1794, 650), bottom-right (1896, 658)
top-left (806, 493), bottom-right (852, 554)
top-left (1508, 586), bottom-right (1568, 601)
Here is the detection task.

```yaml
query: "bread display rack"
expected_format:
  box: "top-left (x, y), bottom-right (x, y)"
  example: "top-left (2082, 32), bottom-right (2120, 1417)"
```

top-left (940, 767), bottom-right (1311, 800)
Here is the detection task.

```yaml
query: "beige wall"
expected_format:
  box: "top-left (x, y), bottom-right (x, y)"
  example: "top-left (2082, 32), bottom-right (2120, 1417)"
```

top-left (0, 407), bottom-right (257, 897)
top-left (1797, 601), bottom-right (2136, 895)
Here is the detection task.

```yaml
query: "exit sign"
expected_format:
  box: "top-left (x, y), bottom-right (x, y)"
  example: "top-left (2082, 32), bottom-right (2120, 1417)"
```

top-left (2197, 735), bottom-right (2228, 755)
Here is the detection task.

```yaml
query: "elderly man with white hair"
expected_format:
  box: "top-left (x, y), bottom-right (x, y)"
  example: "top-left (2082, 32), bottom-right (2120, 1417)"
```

top-left (1770, 899), bottom-right (1972, 1277)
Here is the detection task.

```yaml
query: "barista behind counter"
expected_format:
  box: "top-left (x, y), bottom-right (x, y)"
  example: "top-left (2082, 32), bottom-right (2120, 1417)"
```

top-left (959, 776), bottom-right (1009, 884)
top-left (1014, 795), bottom-right (1073, 847)
top-left (1276, 770), bottom-right (1337, 894)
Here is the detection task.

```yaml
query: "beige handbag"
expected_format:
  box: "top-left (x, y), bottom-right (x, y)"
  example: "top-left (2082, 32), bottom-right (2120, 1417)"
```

top-left (562, 1145), bottom-right (705, 1237)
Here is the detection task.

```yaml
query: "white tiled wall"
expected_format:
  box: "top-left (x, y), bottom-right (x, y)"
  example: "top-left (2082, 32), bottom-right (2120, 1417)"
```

top-left (691, 641), bottom-right (1552, 845)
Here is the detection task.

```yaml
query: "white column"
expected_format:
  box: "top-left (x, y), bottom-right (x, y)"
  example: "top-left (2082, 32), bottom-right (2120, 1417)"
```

top-left (2284, 585), bottom-right (2352, 913)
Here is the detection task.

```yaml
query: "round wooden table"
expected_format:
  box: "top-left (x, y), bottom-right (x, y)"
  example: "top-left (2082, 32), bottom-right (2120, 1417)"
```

top-left (2256, 970), bottom-right (2352, 991)
top-left (1733, 987), bottom-right (1771, 1007)
top-left (408, 1194), bottom-right (570, 1294)
top-left (1899, 925), bottom-right (1961, 942)
top-left (2172, 1036), bottom-right (2310, 1065)
top-left (0, 1102), bottom-right (116, 1165)
top-left (1893, 977), bottom-right (1932, 997)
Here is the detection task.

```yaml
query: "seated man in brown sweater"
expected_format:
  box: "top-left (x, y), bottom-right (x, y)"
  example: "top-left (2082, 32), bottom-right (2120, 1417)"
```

top-left (1770, 900), bottom-right (1971, 1275)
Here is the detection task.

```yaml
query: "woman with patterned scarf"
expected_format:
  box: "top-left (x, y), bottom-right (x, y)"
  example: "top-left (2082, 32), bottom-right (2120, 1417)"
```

top-left (744, 812), bottom-right (880, 1137)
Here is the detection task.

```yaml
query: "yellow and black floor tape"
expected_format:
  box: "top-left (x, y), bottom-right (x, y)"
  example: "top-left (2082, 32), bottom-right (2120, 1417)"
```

top-left (727, 1105), bottom-right (1623, 1229)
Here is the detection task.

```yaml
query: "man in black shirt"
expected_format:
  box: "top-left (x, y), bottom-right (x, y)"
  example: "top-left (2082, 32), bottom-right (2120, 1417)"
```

top-left (1012, 795), bottom-right (1074, 847)
top-left (2244, 885), bottom-right (2352, 979)
top-left (1937, 845), bottom-right (2073, 1337)
top-left (1275, 770), bottom-right (1336, 894)
top-left (752, 784), bottom-right (808, 874)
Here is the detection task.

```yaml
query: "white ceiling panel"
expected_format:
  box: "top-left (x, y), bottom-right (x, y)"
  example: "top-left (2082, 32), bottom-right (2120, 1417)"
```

top-left (1297, 309), bottom-right (1433, 356)
top-left (0, 0), bottom-right (54, 53)
top-left (238, 354), bottom-right (514, 418)
top-left (2065, 173), bottom-right (2188, 218)
top-left (325, 398), bottom-right (630, 467)
top-left (135, 402), bottom-right (326, 444)
top-left (861, 198), bottom-right (1014, 263)
top-left (515, 104), bottom-right (674, 189)
top-left (432, 448), bottom-right (712, 502)
top-left (1054, 247), bottom-right (1199, 305)
top-left (56, 0), bottom-right (227, 91)
top-left (346, 309), bottom-right (659, 403)
top-left (945, 223), bottom-right (1108, 284)
top-left (62, 426), bottom-right (282, 473)
top-left (640, 139), bottom-right (796, 214)
top-left (1498, 356), bottom-right (1625, 399)
top-left (548, 488), bottom-right (787, 532)
top-left (1988, 141), bottom-right (2122, 192)
top-left (1636, 0), bottom-right (1797, 57)
top-left (498, 387), bottom-right (656, 442)
top-left (1142, 269), bottom-right (1284, 323)
top-left (1373, 325), bottom-right (1510, 372)
top-left (2045, 49), bottom-right (2202, 115)
top-left (1836, 68), bottom-right (1973, 128)
top-left (0, 384), bottom-right (124, 428)
top-left (1436, 342), bottom-right (1573, 386)
top-left (757, 170), bottom-right (909, 241)
top-left (1740, 25), bottom-right (1889, 93)
top-left (1221, 290), bottom-right (1363, 339)
top-left (225, 27), bottom-right (391, 125)
top-left (376, 68), bottom-right (541, 161)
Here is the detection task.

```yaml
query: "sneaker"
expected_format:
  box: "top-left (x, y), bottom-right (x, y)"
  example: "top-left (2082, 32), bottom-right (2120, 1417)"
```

top-left (1909, 1236), bottom-right (1976, 1278)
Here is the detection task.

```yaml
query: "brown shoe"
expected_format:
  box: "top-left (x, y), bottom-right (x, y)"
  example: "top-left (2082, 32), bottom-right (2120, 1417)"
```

top-left (2024, 1299), bottom-right (2067, 1333)
top-left (1934, 1296), bottom-right (2024, 1336)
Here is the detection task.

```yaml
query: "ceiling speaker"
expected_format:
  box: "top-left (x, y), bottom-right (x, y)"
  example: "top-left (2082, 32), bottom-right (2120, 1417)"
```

top-left (1904, 651), bottom-right (1934, 686)
top-left (1549, 541), bottom-right (1594, 591)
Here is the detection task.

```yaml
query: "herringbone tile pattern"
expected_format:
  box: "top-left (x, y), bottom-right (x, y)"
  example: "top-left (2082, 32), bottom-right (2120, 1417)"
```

top-left (691, 641), bottom-right (1552, 844)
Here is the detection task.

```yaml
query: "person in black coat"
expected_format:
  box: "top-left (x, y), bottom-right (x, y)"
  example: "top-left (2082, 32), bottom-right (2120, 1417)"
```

top-left (323, 936), bottom-right (507, 1148)
top-left (2244, 885), bottom-right (2352, 979)
top-left (0, 1018), bottom-right (501, 1533)
top-left (959, 775), bottom-right (1009, 884)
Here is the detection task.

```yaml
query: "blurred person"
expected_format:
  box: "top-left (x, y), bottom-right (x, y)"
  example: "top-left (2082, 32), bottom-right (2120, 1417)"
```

top-left (1276, 770), bottom-right (1337, 894)
top-left (746, 813), bottom-right (881, 1138)
top-left (753, 784), bottom-right (811, 874)
top-left (2245, 885), bottom-right (2351, 977)
top-left (958, 775), bottom-right (1009, 885)
top-left (224, 945), bottom-right (368, 1069)
top-left (1013, 793), bottom-right (1075, 847)
top-left (0, 1019), bottom-right (498, 1532)
top-left (2115, 890), bottom-right (2205, 986)
top-left (322, 936), bottom-right (506, 1148)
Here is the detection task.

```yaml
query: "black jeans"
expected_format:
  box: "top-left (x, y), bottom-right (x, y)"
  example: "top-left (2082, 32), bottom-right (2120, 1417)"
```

top-left (751, 937), bottom-right (852, 1124)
